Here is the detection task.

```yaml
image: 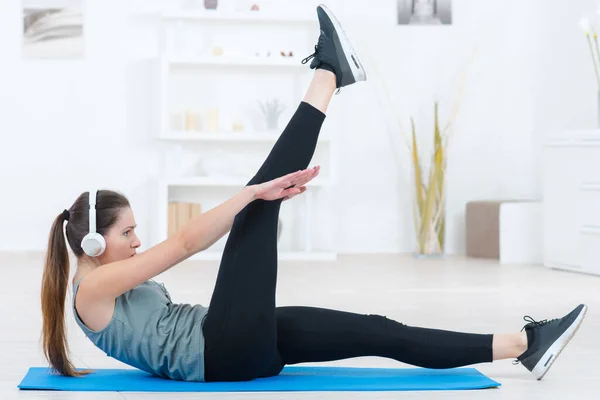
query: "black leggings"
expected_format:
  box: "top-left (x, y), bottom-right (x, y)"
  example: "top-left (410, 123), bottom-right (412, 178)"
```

top-left (201, 102), bottom-right (493, 382)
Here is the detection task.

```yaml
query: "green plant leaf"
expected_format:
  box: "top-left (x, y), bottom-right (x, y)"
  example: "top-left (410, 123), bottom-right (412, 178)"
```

top-left (410, 117), bottom-right (427, 253)
top-left (433, 102), bottom-right (445, 250)
top-left (421, 166), bottom-right (437, 253)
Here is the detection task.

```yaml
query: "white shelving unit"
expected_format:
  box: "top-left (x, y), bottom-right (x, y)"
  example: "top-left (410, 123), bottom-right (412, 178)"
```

top-left (153, 5), bottom-right (337, 261)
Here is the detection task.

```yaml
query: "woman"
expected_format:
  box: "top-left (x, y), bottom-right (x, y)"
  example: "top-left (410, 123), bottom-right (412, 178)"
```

top-left (41, 4), bottom-right (586, 383)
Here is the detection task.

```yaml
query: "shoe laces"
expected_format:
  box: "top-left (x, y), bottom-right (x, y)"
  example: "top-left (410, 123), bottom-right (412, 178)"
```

top-left (301, 33), bottom-right (325, 65)
top-left (520, 315), bottom-right (549, 331)
top-left (520, 315), bottom-right (559, 332)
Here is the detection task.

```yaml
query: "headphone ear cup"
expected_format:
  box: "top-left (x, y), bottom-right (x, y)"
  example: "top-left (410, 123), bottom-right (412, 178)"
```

top-left (81, 233), bottom-right (106, 257)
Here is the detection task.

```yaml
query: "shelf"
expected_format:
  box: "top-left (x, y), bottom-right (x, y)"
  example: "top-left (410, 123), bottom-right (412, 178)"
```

top-left (162, 177), bottom-right (331, 188)
top-left (167, 55), bottom-right (307, 68)
top-left (159, 131), bottom-right (331, 143)
top-left (161, 10), bottom-right (316, 25)
top-left (190, 251), bottom-right (337, 261)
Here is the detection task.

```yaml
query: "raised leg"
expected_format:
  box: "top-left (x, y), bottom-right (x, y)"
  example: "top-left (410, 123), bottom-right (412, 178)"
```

top-left (202, 72), bottom-right (336, 383)
top-left (202, 3), bottom-right (368, 382)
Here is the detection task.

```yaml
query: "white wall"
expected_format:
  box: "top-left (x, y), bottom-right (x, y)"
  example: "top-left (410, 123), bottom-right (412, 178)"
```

top-left (0, 0), bottom-right (162, 252)
top-left (0, 0), bottom-right (597, 255)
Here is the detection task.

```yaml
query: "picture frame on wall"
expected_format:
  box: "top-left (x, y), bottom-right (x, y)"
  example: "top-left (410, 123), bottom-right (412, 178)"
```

top-left (397, 0), bottom-right (452, 25)
top-left (22, 0), bottom-right (84, 59)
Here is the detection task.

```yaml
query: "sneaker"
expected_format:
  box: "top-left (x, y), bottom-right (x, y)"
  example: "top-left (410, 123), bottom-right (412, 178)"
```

top-left (301, 4), bottom-right (366, 89)
top-left (515, 304), bottom-right (587, 380)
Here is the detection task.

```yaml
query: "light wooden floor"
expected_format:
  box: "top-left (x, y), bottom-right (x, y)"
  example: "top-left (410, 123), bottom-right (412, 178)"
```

top-left (2, 252), bottom-right (599, 399)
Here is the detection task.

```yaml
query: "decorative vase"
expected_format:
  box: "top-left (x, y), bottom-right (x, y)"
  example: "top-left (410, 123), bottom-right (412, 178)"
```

top-left (204, 0), bottom-right (218, 10)
top-left (412, 172), bottom-right (446, 258)
top-left (412, 198), bottom-right (446, 258)
top-left (258, 98), bottom-right (286, 131)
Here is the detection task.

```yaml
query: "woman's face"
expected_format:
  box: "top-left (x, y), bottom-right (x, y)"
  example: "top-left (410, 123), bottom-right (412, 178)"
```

top-left (98, 207), bottom-right (141, 264)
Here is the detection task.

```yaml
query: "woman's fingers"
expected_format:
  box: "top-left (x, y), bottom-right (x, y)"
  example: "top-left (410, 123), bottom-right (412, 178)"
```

top-left (281, 170), bottom-right (308, 187)
top-left (290, 166), bottom-right (319, 186)
top-left (293, 168), bottom-right (319, 187)
top-left (282, 171), bottom-right (310, 188)
top-left (279, 166), bottom-right (320, 191)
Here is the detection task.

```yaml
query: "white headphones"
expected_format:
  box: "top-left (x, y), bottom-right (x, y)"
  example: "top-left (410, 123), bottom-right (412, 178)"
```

top-left (81, 189), bottom-right (106, 257)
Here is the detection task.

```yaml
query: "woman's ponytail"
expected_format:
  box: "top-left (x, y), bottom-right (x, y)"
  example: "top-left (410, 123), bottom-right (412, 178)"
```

top-left (40, 212), bottom-right (89, 377)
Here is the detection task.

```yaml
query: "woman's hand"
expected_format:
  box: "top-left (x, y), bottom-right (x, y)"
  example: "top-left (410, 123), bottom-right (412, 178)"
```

top-left (251, 166), bottom-right (320, 202)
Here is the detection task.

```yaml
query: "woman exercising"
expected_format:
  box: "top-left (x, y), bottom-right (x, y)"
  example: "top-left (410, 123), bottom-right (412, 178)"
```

top-left (41, 4), bottom-right (586, 383)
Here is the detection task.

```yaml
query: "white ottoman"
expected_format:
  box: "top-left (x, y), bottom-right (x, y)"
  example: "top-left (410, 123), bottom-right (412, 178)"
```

top-left (498, 201), bottom-right (543, 265)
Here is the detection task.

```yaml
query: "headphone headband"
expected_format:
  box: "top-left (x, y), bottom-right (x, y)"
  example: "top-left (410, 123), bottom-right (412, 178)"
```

top-left (81, 189), bottom-right (106, 257)
top-left (89, 189), bottom-right (97, 234)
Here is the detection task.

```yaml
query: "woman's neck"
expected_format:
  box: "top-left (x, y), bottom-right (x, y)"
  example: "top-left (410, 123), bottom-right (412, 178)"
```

top-left (73, 258), bottom-right (100, 284)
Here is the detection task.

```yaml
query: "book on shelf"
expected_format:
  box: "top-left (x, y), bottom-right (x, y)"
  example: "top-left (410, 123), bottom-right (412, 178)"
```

top-left (168, 202), bottom-right (202, 237)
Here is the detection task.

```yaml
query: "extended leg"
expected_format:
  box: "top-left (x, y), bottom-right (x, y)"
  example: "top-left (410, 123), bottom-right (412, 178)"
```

top-left (275, 304), bottom-right (587, 381)
top-left (276, 307), bottom-right (495, 368)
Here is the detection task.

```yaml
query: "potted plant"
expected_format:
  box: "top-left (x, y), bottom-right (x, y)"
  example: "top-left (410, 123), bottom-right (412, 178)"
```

top-left (410, 102), bottom-right (446, 257)
top-left (373, 51), bottom-right (473, 257)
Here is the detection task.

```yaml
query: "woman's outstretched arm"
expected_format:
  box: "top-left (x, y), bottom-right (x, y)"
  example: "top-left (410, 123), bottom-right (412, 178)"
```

top-left (178, 186), bottom-right (257, 255)
top-left (79, 168), bottom-right (318, 301)
top-left (179, 166), bottom-right (319, 255)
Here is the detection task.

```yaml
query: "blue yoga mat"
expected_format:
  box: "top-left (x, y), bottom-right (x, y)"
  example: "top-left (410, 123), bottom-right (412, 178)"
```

top-left (18, 366), bottom-right (501, 392)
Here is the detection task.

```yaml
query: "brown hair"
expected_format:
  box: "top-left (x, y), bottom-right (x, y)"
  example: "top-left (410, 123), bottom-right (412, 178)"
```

top-left (40, 189), bottom-right (130, 376)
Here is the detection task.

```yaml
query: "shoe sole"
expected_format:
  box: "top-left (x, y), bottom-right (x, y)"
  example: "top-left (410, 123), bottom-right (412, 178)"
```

top-left (531, 304), bottom-right (587, 380)
top-left (318, 4), bottom-right (366, 84)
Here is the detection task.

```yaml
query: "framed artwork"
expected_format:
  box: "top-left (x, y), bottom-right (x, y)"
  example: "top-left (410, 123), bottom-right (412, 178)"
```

top-left (397, 0), bottom-right (452, 25)
top-left (22, 0), bottom-right (84, 59)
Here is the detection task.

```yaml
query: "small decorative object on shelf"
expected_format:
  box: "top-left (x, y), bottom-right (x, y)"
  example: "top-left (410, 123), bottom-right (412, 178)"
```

top-left (184, 110), bottom-right (202, 131)
top-left (212, 46), bottom-right (224, 56)
top-left (204, 0), bottom-right (218, 10)
top-left (206, 108), bottom-right (219, 132)
top-left (258, 98), bottom-right (286, 131)
top-left (185, 111), bottom-right (195, 131)
top-left (250, 4), bottom-right (260, 11)
top-left (232, 120), bottom-right (244, 132)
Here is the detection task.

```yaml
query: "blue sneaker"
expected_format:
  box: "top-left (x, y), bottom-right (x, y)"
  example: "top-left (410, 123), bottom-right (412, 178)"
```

top-left (515, 304), bottom-right (587, 380)
top-left (302, 5), bottom-right (366, 89)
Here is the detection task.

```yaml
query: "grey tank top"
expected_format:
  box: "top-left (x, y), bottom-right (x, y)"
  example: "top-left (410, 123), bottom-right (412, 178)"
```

top-left (72, 278), bottom-right (209, 382)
